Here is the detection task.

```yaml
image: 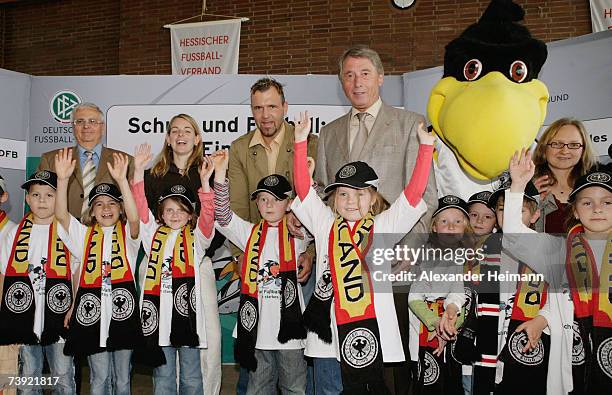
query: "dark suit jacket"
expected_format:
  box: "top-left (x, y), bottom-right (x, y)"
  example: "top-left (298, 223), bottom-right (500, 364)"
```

top-left (38, 146), bottom-right (134, 219)
top-left (315, 101), bottom-right (437, 237)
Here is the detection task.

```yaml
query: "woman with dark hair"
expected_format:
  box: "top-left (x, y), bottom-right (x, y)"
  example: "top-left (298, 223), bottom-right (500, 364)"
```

top-left (532, 117), bottom-right (597, 233)
top-left (143, 114), bottom-right (222, 394)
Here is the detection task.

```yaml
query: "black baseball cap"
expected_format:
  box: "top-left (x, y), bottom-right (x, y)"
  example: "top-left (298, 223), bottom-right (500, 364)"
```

top-left (21, 170), bottom-right (58, 190)
top-left (433, 195), bottom-right (469, 218)
top-left (568, 170), bottom-right (612, 202)
top-left (488, 179), bottom-right (539, 208)
top-left (158, 184), bottom-right (196, 209)
top-left (324, 161), bottom-right (379, 194)
top-left (468, 191), bottom-right (493, 207)
top-left (88, 183), bottom-right (122, 205)
top-left (250, 174), bottom-right (292, 200)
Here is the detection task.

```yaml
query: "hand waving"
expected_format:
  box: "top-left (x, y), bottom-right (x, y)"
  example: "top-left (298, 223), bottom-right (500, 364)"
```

top-left (107, 153), bottom-right (129, 183)
top-left (54, 148), bottom-right (76, 180)
top-left (416, 122), bottom-right (435, 146)
top-left (508, 149), bottom-right (535, 193)
top-left (134, 143), bottom-right (152, 173)
top-left (293, 111), bottom-right (311, 143)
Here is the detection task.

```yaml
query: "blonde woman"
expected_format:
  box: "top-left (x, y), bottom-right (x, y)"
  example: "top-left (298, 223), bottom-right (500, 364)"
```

top-left (532, 118), bottom-right (597, 233)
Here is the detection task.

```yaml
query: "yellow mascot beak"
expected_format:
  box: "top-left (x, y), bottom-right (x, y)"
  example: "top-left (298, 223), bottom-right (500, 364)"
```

top-left (427, 72), bottom-right (549, 180)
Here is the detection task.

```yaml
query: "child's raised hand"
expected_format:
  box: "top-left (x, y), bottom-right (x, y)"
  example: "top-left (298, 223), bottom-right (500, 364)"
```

top-left (210, 149), bottom-right (229, 172)
top-left (416, 121), bottom-right (435, 146)
top-left (54, 148), bottom-right (76, 180)
top-left (134, 143), bottom-right (152, 172)
top-left (107, 153), bottom-right (129, 182)
top-left (293, 111), bottom-right (311, 143)
top-left (509, 148), bottom-right (535, 193)
top-left (200, 156), bottom-right (215, 182)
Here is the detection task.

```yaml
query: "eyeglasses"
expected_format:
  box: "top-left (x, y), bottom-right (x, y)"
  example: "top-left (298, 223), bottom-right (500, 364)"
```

top-left (547, 142), bottom-right (583, 150)
top-left (73, 119), bottom-right (103, 127)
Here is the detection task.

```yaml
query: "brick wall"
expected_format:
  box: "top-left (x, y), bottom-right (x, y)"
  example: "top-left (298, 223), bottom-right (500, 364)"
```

top-left (0, 0), bottom-right (592, 76)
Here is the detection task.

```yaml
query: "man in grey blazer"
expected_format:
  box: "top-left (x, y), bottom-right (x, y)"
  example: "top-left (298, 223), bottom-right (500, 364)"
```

top-left (38, 102), bottom-right (134, 220)
top-left (315, 45), bottom-right (437, 394)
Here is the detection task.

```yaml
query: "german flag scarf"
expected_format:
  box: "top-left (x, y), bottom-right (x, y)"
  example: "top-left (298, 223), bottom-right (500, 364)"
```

top-left (305, 214), bottom-right (387, 394)
top-left (64, 222), bottom-right (142, 357)
top-left (0, 214), bottom-right (71, 346)
top-left (235, 217), bottom-right (305, 371)
top-left (565, 226), bottom-right (612, 392)
top-left (136, 225), bottom-right (199, 368)
top-left (497, 262), bottom-right (549, 395)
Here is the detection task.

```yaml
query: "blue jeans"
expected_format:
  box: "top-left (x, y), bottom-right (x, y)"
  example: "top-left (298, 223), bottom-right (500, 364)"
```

top-left (19, 343), bottom-right (75, 395)
top-left (87, 350), bottom-right (132, 395)
top-left (462, 373), bottom-right (472, 395)
top-left (153, 347), bottom-right (203, 395)
top-left (312, 357), bottom-right (342, 395)
top-left (246, 349), bottom-right (306, 395)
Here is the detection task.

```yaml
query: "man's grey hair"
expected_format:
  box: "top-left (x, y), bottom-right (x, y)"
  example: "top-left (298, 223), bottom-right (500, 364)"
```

top-left (338, 45), bottom-right (385, 80)
top-left (70, 102), bottom-right (105, 124)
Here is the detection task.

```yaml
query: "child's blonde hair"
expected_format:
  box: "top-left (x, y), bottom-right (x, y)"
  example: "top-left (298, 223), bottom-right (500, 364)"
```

top-left (327, 187), bottom-right (390, 216)
top-left (429, 209), bottom-right (475, 248)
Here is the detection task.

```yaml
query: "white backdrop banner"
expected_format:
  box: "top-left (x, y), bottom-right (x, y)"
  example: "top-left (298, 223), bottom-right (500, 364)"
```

top-left (169, 20), bottom-right (241, 75)
top-left (106, 104), bottom-right (350, 155)
top-left (590, 0), bottom-right (612, 32)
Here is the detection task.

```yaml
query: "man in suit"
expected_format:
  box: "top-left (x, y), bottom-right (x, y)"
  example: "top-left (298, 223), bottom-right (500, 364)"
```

top-left (38, 102), bottom-right (134, 220)
top-left (315, 45), bottom-right (438, 394)
top-left (228, 77), bottom-right (318, 394)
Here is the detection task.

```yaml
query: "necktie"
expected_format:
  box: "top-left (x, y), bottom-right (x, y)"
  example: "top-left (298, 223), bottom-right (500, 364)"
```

top-left (81, 150), bottom-right (96, 218)
top-left (350, 112), bottom-right (369, 161)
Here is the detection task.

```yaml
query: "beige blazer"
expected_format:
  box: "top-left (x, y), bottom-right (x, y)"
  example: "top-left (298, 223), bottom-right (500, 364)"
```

top-left (315, 101), bottom-right (437, 237)
top-left (38, 146), bottom-right (134, 219)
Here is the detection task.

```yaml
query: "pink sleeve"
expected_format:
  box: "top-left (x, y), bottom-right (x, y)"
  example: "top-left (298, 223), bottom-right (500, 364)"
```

top-left (293, 140), bottom-right (310, 200)
top-left (197, 188), bottom-right (214, 238)
top-left (404, 144), bottom-right (434, 207)
top-left (130, 180), bottom-right (150, 224)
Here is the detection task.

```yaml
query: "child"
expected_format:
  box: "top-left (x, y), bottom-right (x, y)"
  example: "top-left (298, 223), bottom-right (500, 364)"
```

top-left (291, 111), bottom-right (434, 393)
top-left (130, 143), bottom-right (214, 394)
top-left (467, 191), bottom-right (497, 236)
top-left (0, 170), bottom-right (76, 393)
top-left (54, 148), bottom-right (143, 395)
top-left (464, 177), bottom-right (548, 395)
top-left (408, 195), bottom-right (469, 395)
top-left (502, 150), bottom-right (611, 394)
top-left (208, 149), bottom-right (309, 394)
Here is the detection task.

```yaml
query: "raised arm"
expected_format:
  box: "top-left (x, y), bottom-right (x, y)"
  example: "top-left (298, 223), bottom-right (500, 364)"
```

top-left (403, 122), bottom-right (435, 207)
top-left (54, 147), bottom-right (76, 231)
top-left (108, 153), bottom-right (139, 239)
top-left (130, 144), bottom-right (153, 223)
top-left (197, 155), bottom-right (215, 238)
top-left (212, 149), bottom-right (232, 226)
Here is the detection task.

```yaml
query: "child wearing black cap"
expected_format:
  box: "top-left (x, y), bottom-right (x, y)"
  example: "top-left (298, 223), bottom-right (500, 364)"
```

top-left (464, 171), bottom-right (550, 395)
top-left (0, 169), bottom-right (76, 393)
top-left (291, 112), bottom-right (434, 393)
top-left (205, 148), bottom-right (310, 394)
top-left (408, 195), bottom-right (470, 395)
top-left (54, 147), bottom-right (142, 394)
top-left (468, 191), bottom-right (498, 236)
top-left (501, 150), bottom-right (612, 394)
top-left (130, 143), bottom-right (215, 394)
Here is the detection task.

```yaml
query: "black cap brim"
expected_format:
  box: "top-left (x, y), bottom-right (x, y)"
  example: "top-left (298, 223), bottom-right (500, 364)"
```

top-left (432, 204), bottom-right (469, 218)
top-left (568, 182), bottom-right (612, 202)
top-left (250, 189), bottom-right (290, 200)
top-left (89, 192), bottom-right (122, 205)
top-left (21, 179), bottom-right (56, 191)
top-left (159, 193), bottom-right (196, 208)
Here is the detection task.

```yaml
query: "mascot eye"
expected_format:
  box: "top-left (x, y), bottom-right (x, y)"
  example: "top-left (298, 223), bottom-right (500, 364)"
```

top-left (463, 59), bottom-right (482, 81)
top-left (509, 60), bottom-right (528, 83)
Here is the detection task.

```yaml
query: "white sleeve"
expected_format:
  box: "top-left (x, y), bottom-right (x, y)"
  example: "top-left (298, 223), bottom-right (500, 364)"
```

top-left (374, 194), bottom-right (428, 245)
top-left (502, 190), bottom-right (564, 275)
top-left (57, 215), bottom-right (87, 262)
top-left (214, 213), bottom-right (254, 253)
top-left (0, 225), bottom-right (18, 274)
top-left (290, 187), bottom-right (335, 237)
top-left (140, 211), bottom-right (159, 255)
top-left (195, 226), bottom-right (214, 257)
